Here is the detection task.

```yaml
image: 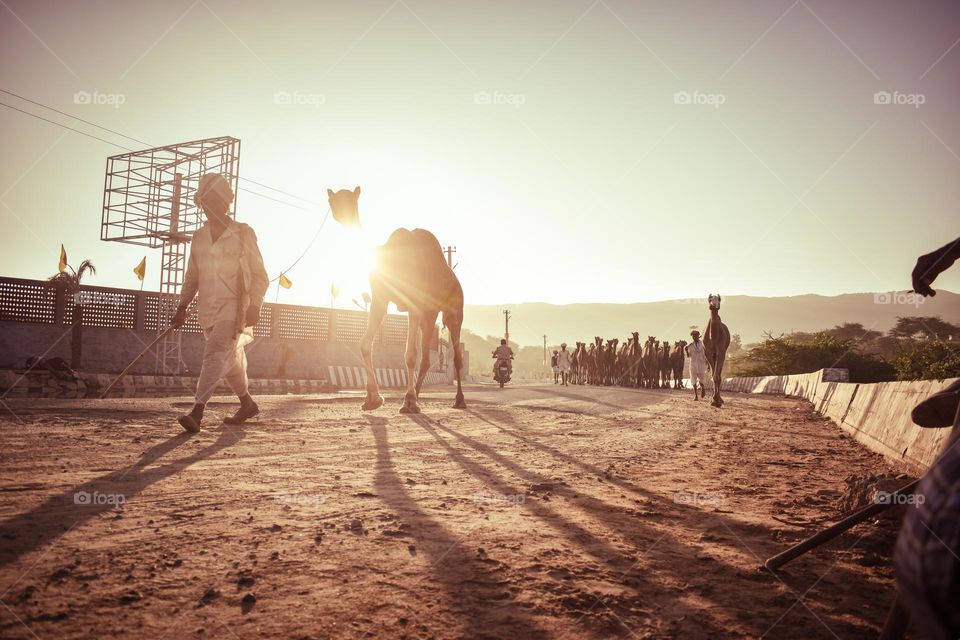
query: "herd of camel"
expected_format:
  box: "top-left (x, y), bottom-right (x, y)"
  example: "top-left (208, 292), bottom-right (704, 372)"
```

top-left (328, 186), bottom-right (731, 411)
top-left (566, 336), bottom-right (689, 388)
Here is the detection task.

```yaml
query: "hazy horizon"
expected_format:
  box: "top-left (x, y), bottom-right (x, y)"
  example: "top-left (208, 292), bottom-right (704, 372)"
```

top-left (3, 0), bottom-right (960, 306)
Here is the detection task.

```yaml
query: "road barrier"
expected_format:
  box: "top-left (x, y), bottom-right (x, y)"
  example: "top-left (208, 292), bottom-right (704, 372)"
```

top-left (718, 369), bottom-right (957, 474)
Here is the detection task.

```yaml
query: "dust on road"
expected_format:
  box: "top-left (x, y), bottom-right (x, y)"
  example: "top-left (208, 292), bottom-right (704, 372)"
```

top-left (0, 385), bottom-right (902, 639)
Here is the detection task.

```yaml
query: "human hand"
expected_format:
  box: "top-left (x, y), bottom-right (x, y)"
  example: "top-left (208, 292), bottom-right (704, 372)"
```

top-left (244, 304), bottom-right (261, 327)
top-left (911, 244), bottom-right (958, 297)
top-left (171, 305), bottom-right (188, 327)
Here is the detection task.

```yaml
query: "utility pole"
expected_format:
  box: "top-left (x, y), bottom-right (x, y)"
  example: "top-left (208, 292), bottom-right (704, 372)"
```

top-left (543, 334), bottom-right (547, 377)
top-left (445, 245), bottom-right (456, 269)
top-left (503, 309), bottom-right (511, 342)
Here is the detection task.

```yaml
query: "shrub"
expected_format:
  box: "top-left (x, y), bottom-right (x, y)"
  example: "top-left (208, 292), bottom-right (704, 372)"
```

top-left (736, 332), bottom-right (895, 382)
top-left (893, 341), bottom-right (960, 381)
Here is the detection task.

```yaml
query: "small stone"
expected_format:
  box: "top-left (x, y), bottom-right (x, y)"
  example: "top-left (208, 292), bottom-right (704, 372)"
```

top-left (120, 589), bottom-right (142, 604)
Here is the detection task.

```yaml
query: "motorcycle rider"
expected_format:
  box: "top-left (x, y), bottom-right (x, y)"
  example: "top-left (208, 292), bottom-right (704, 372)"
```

top-left (492, 339), bottom-right (514, 378)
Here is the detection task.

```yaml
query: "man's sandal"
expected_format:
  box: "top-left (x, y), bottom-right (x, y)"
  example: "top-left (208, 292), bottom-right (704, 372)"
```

top-left (223, 402), bottom-right (259, 425)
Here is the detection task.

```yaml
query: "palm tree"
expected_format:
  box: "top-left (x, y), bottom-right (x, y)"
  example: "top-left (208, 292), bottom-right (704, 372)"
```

top-left (46, 259), bottom-right (96, 370)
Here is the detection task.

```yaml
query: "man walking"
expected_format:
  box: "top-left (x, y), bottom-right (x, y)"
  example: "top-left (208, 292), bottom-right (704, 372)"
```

top-left (557, 343), bottom-right (572, 386)
top-left (172, 174), bottom-right (269, 433)
top-left (551, 349), bottom-right (559, 384)
top-left (685, 330), bottom-right (707, 401)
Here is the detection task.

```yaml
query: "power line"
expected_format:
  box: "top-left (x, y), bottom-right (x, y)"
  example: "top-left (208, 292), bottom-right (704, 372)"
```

top-left (0, 89), bottom-right (323, 208)
top-left (0, 101), bottom-right (134, 150)
top-left (0, 95), bottom-right (330, 276)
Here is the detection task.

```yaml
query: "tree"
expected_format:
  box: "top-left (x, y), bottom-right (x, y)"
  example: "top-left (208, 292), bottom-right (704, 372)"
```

top-left (46, 259), bottom-right (96, 370)
top-left (728, 333), bottom-right (743, 354)
top-left (828, 322), bottom-right (882, 345)
top-left (893, 341), bottom-right (960, 381)
top-left (889, 316), bottom-right (960, 341)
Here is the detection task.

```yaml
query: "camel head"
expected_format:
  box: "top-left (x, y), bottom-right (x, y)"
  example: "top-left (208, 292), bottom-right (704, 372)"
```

top-left (708, 293), bottom-right (722, 311)
top-left (327, 186), bottom-right (361, 227)
top-left (632, 331), bottom-right (639, 342)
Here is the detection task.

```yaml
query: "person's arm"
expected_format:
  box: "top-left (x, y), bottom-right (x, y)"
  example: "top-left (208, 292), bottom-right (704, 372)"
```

top-left (912, 237), bottom-right (960, 297)
top-left (242, 226), bottom-right (270, 325)
top-left (173, 246), bottom-right (199, 326)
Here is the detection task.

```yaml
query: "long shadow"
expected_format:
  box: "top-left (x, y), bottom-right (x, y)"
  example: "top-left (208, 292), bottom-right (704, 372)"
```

top-left (365, 415), bottom-right (547, 639)
top-left (468, 407), bottom-right (675, 509)
top-left (406, 414), bottom-right (733, 638)
top-left (0, 426), bottom-right (246, 570)
top-left (467, 408), bottom-right (895, 638)
top-left (520, 386), bottom-right (667, 412)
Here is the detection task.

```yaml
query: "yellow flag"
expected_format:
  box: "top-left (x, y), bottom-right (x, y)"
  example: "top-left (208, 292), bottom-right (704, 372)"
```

top-left (58, 245), bottom-right (67, 273)
top-left (279, 273), bottom-right (293, 289)
top-left (133, 256), bottom-right (146, 281)
top-left (331, 281), bottom-right (340, 299)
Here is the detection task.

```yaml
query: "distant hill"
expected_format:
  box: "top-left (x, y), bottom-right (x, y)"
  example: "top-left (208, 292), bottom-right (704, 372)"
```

top-left (464, 292), bottom-right (960, 347)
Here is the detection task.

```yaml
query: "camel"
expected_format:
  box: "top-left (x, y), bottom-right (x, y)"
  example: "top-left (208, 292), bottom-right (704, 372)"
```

top-left (659, 342), bottom-right (672, 388)
top-left (573, 341), bottom-right (587, 384)
top-left (605, 338), bottom-right (619, 385)
top-left (671, 340), bottom-right (687, 388)
top-left (703, 294), bottom-right (731, 408)
top-left (328, 187), bottom-right (465, 413)
top-left (641, 336), bottom-right (658, 388)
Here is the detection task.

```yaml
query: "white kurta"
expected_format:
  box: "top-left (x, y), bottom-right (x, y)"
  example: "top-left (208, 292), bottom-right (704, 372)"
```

top-left (180, 221), bottom-right (269, 331)
top-left (557, 349), bottom-right (572, 373)
top-left (687, 340), bottom-right (708, 385)
top-left (180, 221), bottom-right (269, 404)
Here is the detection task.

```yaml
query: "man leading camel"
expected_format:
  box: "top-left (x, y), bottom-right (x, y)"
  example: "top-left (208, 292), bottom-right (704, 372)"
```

top-left (173, 174), bottom-right (269, 433)
top-left (685, 330), bottom-right (707, 400)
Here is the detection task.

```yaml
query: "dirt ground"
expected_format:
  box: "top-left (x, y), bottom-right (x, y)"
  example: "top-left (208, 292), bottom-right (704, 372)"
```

top-left (0, 384), bottom-right (906, 639)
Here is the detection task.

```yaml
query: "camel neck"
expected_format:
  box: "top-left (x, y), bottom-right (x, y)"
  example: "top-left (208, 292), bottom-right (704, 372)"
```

top-left (710, 308), bottom-right (721, 320)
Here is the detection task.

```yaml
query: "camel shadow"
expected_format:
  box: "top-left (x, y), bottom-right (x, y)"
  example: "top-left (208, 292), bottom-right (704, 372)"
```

top-left (404, 413), bottom-right (741, 638)
top-left (364, 415), bottom-right (547, 639)
top-left (0, 425), bottom-right (246, 570)
top-left (461, 408), bottom-right (896, 638)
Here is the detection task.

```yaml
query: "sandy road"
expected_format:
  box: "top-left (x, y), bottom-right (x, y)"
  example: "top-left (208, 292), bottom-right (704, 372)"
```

top-left (0, 383), bottom-right (904, 639)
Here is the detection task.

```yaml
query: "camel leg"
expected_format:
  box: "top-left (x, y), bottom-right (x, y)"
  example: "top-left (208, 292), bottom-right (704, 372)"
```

top-left (414, 310), bottom-right (439, 398)
top-left (399, 312), bottom-right (421, 414)
top-left (360, 299), bottom-right (387, 411)
top-left (711, 355), bottom-right (725, 407)
top-left (447, 312), bottom-right (466, 409)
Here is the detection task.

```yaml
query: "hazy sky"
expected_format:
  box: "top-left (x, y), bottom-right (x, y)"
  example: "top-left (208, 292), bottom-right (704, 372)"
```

top-left (2, 0), bottom-right (959, 307)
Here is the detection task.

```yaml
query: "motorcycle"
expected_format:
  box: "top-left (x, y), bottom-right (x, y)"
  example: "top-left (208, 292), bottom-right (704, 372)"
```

top-left (493, 357), bottom-right (512, 388)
